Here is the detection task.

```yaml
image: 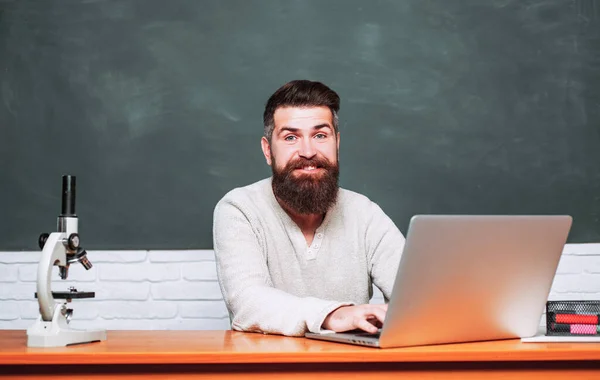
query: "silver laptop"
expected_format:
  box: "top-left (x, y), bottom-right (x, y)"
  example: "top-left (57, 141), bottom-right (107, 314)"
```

top-left (306, 215), bottom-right (572, 348)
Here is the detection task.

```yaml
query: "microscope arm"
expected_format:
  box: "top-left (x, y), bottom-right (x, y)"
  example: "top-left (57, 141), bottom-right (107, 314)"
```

top-left (37, 232), bottom-right (66, 322)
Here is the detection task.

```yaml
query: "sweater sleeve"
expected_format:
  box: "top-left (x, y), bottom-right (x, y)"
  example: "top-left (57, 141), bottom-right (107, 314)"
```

top-left (213, 197), bottom-right (352, 336)
top-left (364, 201), bottom-right (406, 301)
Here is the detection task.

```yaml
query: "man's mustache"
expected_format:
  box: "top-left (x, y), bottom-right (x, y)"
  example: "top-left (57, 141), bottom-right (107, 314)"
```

top-left (286, 157), bottom-right (334, 171)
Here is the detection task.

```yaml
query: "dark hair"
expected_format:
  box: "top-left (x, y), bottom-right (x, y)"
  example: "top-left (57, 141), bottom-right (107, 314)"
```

top-left (263, 80), bottom-right (340, 141)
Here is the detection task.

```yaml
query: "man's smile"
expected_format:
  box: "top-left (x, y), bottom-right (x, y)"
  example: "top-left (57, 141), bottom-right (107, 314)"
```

top-left (294, 165), bottom-right (324, 174)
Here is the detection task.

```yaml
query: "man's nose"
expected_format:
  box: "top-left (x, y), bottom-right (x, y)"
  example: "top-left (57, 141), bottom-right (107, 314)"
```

top-left (298, 138), bottom-right (316, 159)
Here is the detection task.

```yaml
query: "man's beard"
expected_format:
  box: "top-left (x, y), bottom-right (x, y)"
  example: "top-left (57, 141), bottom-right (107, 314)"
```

top-left (271, 154), bottom-right (339, 215)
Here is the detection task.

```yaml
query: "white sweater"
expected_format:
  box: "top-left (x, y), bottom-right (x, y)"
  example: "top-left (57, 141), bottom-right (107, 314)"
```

top-left (213, 178), bottom-right (406, 336)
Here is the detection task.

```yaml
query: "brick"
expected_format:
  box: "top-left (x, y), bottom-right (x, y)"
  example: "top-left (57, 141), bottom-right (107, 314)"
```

top-left (18, 264), bottom-right (38, 282)
top-left (181, 262), bottom-right (218, 281)
top-left (551, 274), bottom-right (600, 293)
top-left (16, 298), bottom-right (99, 321)
top-left (88, 251), bottom-right (147, 263)
top-left (0, 252), bottom-right (40, 264)
top-left (200, 318), bottom-right (231, 330)
top-left (18, 301), bottom-right (41, 320)
top-left (179, 301), bottom-right (229, 319)
top-left (70, 300), bottom-right (101, 320)
top-left (0, 320), bottom-right (32, 329)
top-left (583, 258), bottom-right (600, 274)
top-left (0, 264), bottom-right (18, 282)
top-left (152, 282), bottom-right (222, 300)
top-left (548, 292), bottom-right (597, 301)
top-left (97, 301), bottom-right (178, 319)
top-left (0, 301), bottom-right (19, 320)
top-left (19, 264), bottom-right (96, 282)
top-left (562, 243), bottom-right (600, 256)
top-left (556, 256), bottom-right (600, 274)
top-left (0, 283), bottom-right (36, 300)
top-left (68, 318), bottom-right (229, 331)
top-left (68, 319), bottom-right (122, 331)
top-left (94, 282), bottom-right (151, 301)
top-left (26, 302), bottom-right (100, 321)
top-left (99, 263), bottom-right (180, 282)
top-left (149, 250), bottom-right (215, 263)
top-left (555, 255), bottom-right (584, 274)
top-left (155, 318), bottom-right (231, 330)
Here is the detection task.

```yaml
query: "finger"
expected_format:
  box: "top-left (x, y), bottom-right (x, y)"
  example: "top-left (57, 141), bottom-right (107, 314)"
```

top-left (356, 318), bottom-right (379, 334)
top-left (366, 317), bottom-right (383, 329)
top-left (366, 306), bottom-right (387, 325)
top-left (366, 316), bottom-right (379, 325)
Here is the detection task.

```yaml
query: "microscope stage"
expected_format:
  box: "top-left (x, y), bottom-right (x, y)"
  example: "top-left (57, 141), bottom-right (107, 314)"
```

top-left (35, 291), bottom-right (95, 299)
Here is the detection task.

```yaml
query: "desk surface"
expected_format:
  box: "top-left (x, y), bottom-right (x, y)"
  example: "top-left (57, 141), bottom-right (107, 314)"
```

top-left (2, 329), bottom-right (600, 365)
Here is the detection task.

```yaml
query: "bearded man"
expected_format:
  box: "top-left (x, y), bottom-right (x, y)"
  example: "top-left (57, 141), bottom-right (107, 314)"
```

top-left (213, 80), bottom-right (406, 336)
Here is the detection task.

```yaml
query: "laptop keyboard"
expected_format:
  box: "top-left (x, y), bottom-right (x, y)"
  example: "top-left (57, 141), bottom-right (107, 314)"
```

top-left (355, 332), bottom-right (381, 338)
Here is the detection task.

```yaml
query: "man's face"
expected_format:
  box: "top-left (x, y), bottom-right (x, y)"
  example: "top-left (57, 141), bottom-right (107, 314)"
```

top-left (261, 106), bottom-right (340, 215)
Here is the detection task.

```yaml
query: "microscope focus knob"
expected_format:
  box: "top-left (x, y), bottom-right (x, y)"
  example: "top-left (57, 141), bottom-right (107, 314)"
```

top-left (38, 233), bottom-right (49, 250)
top-left (67, 233), bottom-right (80, 250)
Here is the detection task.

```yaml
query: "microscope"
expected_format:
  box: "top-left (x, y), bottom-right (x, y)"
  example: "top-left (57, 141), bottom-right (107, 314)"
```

top-left (27, 175), bottom-right (107, 347)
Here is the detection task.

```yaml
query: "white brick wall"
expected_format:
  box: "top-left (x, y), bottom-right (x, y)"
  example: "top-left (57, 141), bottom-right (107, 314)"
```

top-left (0, 250), bottom-right (231, 330)
top-left (1, 244), bottom-right (599, 330)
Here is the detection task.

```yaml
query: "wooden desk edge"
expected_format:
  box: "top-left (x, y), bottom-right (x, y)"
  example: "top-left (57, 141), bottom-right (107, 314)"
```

top-left (3, 350), bottom-right (600, 366)
top-left (2, 330), bottom-right (600, 366)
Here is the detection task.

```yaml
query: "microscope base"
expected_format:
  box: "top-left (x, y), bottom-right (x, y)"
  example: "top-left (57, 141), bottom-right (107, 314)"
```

top-left (26, 306), bottom-right (106, 347)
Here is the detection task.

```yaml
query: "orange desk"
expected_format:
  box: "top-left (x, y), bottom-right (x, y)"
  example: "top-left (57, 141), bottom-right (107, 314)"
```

top-left (1, 330), bottom-right (600, 379)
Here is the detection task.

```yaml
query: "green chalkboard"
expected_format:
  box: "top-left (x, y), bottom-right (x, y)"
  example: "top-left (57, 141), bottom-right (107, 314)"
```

top-left (1, 0), bottom-right (599, 250)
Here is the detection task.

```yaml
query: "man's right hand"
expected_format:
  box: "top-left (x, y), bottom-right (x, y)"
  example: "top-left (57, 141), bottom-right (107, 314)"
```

top-left (322, 304), bottom-right (387, 334)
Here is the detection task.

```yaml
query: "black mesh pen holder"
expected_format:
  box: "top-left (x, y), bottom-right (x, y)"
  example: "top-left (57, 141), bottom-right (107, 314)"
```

top-left (546, 301), bottom-right (600, 336)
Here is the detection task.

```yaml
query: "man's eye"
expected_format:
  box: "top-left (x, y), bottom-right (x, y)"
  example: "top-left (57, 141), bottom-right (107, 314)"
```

top-left (284, 135), bottom-right (297, 141)
top-left (315, 133), bottom-right (327, 139)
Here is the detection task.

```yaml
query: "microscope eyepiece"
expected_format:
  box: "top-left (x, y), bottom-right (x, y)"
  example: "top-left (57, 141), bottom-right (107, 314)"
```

top-left (61, 175), bottom-right (76, 217)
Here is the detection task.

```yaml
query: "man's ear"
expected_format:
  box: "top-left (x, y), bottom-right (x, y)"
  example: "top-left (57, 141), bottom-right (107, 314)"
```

top-left (261, 137), bottom-right (272, 166)
top-left (337, 132), bottom-right (340, 151)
